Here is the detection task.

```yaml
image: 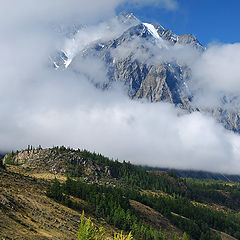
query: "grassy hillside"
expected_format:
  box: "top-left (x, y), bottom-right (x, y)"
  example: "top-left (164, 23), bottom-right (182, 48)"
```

top-left (1, 147), bottom-right (240, 239)
top-left (0, 167), bottom-right (120, 239)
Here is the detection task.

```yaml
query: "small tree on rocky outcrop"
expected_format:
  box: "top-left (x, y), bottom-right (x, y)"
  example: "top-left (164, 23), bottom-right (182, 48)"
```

top-left (0, 158), bottom-right (5, 169)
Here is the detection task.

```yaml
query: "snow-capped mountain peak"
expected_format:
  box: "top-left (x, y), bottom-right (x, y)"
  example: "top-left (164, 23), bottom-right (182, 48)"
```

top-left (50, 13), bottom-right (240, 133)
top-left (143, 23), bottom-right (160, 39)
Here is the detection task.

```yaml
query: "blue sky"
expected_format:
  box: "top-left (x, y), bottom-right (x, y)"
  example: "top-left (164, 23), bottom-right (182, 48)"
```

top-left (118, 0), bottom-right (240, 46)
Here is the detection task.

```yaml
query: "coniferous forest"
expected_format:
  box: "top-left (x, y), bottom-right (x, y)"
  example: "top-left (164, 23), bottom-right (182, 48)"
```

top-left (45, 148), bottom-right (240, 240)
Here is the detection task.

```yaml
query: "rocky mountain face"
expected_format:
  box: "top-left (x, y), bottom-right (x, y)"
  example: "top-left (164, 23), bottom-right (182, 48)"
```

top-left (3, 147), bottom-right (113, 185)
top-left (54, 12), bottom-right (240, 133)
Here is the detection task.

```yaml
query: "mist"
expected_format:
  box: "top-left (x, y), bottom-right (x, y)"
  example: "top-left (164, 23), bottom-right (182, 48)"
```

top-left (1, 0), bottom-right (240, 174)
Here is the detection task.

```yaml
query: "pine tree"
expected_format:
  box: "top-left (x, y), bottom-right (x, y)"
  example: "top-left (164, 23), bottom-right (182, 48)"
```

top-left (46, 178), bottom-right (63, 201)
top-left (182, 232), bottom-right (189, 240)
top-left (76, 211), bottom-right (105, 240)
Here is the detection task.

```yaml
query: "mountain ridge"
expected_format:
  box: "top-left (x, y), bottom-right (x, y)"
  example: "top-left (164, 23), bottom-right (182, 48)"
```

top-left (4, 147), bottom-right (240, 182)
top-left (53, 12), bottom-right (240, 133)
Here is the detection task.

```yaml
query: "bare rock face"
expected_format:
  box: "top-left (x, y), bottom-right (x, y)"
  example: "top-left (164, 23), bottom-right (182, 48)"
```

top-left (177, 34), bottom-right (204, 51)
top-left (134, 64), bottom-right (191, 109)
top-left (111, 57), bottom-right (151, 97)
top-left (3, 148), bottom-right (67, 175)
top-left (135, 65), bottom-right (172, 102)
top-left (206, 107), bottom-right (240, 133)
top-left (3, 147), bottom-right (113, 184)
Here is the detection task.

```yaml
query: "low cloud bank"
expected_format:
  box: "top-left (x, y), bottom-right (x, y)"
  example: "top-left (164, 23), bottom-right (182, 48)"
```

top-left (1, 69), bottom-right (240, 174)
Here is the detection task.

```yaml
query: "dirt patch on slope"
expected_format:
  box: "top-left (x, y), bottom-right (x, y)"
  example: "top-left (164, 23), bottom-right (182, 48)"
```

top-left (130, 200), bottom-right (182, 238)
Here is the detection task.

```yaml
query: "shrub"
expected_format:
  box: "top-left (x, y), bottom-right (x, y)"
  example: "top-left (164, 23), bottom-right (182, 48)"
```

top-left (76, 211), bottom-right (135, 240)
top-left (76, 211), bottom-right (105, 240)
top-left (113, 232), bottom-right (133, 240)
top-left (4, 153), bottom-right (15, 165)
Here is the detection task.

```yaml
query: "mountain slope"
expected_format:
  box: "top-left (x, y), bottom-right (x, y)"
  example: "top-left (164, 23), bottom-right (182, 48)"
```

top-left (0, 168), bottom-right (80, 240)
top-left (145, 167), bottom-right (240, 183)
top-left (54, 12), bottom-right (240, 133)
top-left (2, 147), bottom-right (240, 239)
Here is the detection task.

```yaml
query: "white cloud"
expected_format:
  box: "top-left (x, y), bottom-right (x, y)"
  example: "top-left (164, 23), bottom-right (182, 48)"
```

top-left (0, 0), bottom-right (120, 27)
top-left (64, 16), bottom-right (139, 61)
top-left (123, 0), bottom-right (178, 10)
top-left (1, 77), bottom-right (240, 174)
top-left (110, 36), bottom-right (200, 67)
top-left (191, 43), bottom-right (240, 93)
top-left (0, 0), bottom-right (177, 29)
